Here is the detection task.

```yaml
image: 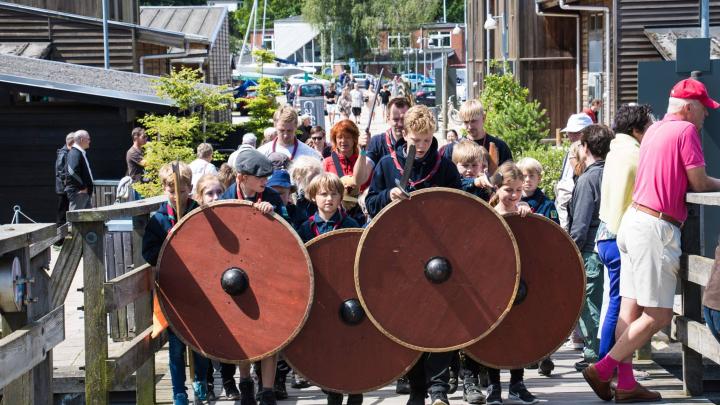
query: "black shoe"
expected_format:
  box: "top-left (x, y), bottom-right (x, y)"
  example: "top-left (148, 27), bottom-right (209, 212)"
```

top-left (478, 369), bottom-right (489, 388)
top-left (462, 377), bottom-right (486, 404)
top-left (274, 375), bottom-right (288, 400)
top-left (486, 384), bottom-right (502, 405)
top-left (259, 389), bottom-right (277, 405)
top-left (396, 377), bottom-right (411, 394)
top-left (508, 382), bottom-right (538, 404)
top-left (290, 371), bottom-right (310, 389)
top-left (430, 391), bottom-right (449, 405)
top-left (524, 363), bottom-right (539, 370)
top-left (224, 380), bottom-right (241, 400)
top-left (539, 358), bottom-right (554, 377)
top-left (448, 369), bottom-right (458, 395)
top-left (239, 378), bottom-right (256, 405)
top-left (407, 391), bottom-right (425, 405)
top-left (207, 382), bottom-right (217, 401)
top-left (574, 360), bottom-right (590, 372)
top-left (327, 392), bottom-right (343, 405)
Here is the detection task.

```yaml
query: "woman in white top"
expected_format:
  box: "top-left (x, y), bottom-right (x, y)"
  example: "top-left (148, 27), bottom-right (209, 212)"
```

top-left (189, 142), bottom-right (217, 192)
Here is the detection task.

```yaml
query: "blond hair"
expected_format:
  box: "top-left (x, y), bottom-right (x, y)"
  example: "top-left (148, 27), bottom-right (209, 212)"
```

top-left (273, 104), bottom-right (299, 126)
top-left (289, 155), bottom-right (323, 192)
top-left (489, 161), bottom-right (523, 207)
top-left (404, 104), bottom-right (436, 135)
top-left (305, 172), bottom-right (345, 201)
top-left (159, 161), bottom-right (192, 190)
top-left (217, 163), bottom-right (236, 188)
top-left (194, 173), bottom-right (225, 202)
top-left (459, 99), bottom-right (484, 121)
top-left (516, 157), bottom-right (543, 176)
top-left (452, 140), bottom-right (488, 165)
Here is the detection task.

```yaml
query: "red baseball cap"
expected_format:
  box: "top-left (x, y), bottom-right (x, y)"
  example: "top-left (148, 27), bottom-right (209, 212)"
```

top-left (670, 78), bottom-right (720, 109)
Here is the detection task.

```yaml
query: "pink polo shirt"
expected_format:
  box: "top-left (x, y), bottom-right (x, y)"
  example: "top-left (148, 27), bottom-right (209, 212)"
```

top-left (633, 113), bottom-right (705, 222)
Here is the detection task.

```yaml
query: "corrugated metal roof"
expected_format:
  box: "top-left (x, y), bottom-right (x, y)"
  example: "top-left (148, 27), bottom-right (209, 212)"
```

top-left (140, 6), bottom-right (227, 45)
top-left (0, 42), bottom-right (50, 58)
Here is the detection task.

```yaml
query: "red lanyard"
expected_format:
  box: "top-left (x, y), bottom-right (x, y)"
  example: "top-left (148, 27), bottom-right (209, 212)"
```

top-left (167, 200), bottom-right (196, 227)
top-left (384, 128), bottom-right (396, 153)
top-left (310, 211), bottom-right (347, 236)
top-left (237, 183), bottom-right (262, 203)
top-left (272, 138), bottom-right (299, 160)
top-left (390, 147), bottom-right (443, 188)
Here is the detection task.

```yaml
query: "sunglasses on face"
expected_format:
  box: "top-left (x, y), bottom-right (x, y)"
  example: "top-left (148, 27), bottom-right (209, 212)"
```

top-left (311, 136), bottom-right (324, 141)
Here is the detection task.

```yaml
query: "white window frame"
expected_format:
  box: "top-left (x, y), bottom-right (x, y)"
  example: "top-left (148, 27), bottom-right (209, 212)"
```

top-left (388, 33), bottom-right (411, 49)
top-left (428, 31), bottom-right (451, 48)
top-left (262, 34), bottom-right (274, 51)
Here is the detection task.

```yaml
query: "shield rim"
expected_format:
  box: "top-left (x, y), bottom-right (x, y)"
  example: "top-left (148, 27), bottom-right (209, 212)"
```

top-left (284, 228), bottom-right (423, 394)
top-left (354, 187), bottom-right (521, 352)
top-left (155, 199), bottom-right (315, 363)
top-left (464, 212), bottom-right (586, 369)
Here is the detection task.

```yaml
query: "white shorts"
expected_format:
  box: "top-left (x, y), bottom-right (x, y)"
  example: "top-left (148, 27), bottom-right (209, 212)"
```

top-left (617, 207), bottom-right (681, 309)
top-left (327, 103), bottom-right (336, 113)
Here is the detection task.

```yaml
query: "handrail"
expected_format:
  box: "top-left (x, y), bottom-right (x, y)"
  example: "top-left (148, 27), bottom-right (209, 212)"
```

top-left (104, 264), bottom-right (153, 313)
top-left (686, 192), bottom-right (720, 206)
top-left (66, 195), bottom-right (165, 223)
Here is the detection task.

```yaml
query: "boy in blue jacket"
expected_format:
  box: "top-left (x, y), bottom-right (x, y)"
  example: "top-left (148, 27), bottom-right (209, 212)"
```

top-left (142, 162), bottom-right (208, 405)
top-left (517, 157), bottom-right (559, 224)
top-left (365, 104), bottom-right (462, 219)
top-left (451, 139), bottom-right (493, 202)
top-left (297, 172), bottom-right (359, 243)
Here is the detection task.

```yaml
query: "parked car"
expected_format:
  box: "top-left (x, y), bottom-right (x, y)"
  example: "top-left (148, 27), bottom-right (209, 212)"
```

top-left (292, 83), bottom-right (326, 109)
top-left (415, 84), bottom-right (436, 107)
top-left (352, 73), bottom-right (375, 88)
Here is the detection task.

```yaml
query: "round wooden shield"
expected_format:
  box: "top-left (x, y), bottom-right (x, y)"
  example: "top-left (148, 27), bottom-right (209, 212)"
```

top-left (284, 230), bottom-right (421, 393)
top-left (156, 201), bottom-right (314, 363)
top-left (355, 188), bottom-right (520, 352)
top-left (464, 214), bottom-right (585, 369)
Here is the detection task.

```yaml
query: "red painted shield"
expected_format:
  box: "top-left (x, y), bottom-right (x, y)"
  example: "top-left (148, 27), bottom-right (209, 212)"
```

top-left (156, 201), bottom-right (313, 362)
top-left (355, 188), bottom-right (520, 352)
top-left (464, 214), bottom-right (585, 368)
top-left (284, 229), bottom-right (421, 393)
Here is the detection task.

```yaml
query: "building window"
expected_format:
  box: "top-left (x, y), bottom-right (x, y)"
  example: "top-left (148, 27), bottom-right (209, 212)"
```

top-left (263, 34), bottom-right (274, 50)
top-left (388, 33), bottom-right (411, 49)
top-left (588, 14), bottom-right (603, 73)
top-left (428, 31), bottom-right (451, 48)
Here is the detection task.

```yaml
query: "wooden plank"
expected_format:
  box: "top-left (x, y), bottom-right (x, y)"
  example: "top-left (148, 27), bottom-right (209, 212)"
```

top-left (132, 213), bottom-right (155, 404)
top-left (121, 231), bottom-right (134, 338)
top-left (674, 316), bottom-right (720, 367)
top-left (66, 196), bottom-right (165, 223)
top-left (104, 264), bottom-right (152, 313)
top-left (105, 326), bottom-right (168, 390)
top-left (0, 305), bottom-right (65, 389)
top-left (687, 192), bottom-right (720, 206)
top-left (106, 233), bottom-right (120, 341)
top-left (78, 221), bottom-right (109, 405)
top-left (29, 223), bottom-right (68, 258)
top-left (0, 223), bottom-right (56, 256)
top-left (27, 250), bottom-right (54, 404)
top-left (680, 254), bottom-right (714, 287)
top-left (680, 205), bottom-right (704, 396)
top-left (49, 228), bottom-right (83, 309)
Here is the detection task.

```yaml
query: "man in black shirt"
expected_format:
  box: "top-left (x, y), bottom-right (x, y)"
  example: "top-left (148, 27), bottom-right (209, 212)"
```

top-left (325, 83), bottom-right (338, 125)
top-left (378, 84), bottom-right (391, 121)
top-left (126, 127), bottom-right (147, 183)
top-left (55, 132), bottom-right (74, 228)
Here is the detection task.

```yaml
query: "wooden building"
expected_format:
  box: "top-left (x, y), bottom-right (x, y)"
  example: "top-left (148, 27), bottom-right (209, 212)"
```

top-left (467, 0), bottom-right (720, 131)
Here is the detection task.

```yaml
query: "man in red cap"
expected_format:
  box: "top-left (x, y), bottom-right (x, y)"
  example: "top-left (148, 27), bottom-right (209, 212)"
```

top-left (583, 78), bottom-right (720, 402)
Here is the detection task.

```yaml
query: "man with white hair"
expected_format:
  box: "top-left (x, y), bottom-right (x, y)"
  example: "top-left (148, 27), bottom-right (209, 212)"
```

top-left (189, 142), bottom-right (218, 191)
top-left (65, 130), bottom-right (94, 210)
top-left (584, 78), bottom-right (720, 402)
top-left (263, 127), bottom-right (278, 145)
top-left (228, 133), bottom-right (258, 168)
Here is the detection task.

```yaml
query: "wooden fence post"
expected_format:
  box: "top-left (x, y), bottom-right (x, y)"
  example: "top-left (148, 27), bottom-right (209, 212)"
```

top-left (79, 221), bottom-right (109, 405)
top-left (133, 214), bottom-right (155, 404)
top-left (681, 203), bottom-right (704, 396)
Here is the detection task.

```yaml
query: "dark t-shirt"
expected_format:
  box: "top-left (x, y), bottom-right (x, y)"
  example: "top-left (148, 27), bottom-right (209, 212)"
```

top-left (379, 89), bottom-right (391, 104)
top-left (126, 146), bottom-right (144, 182)
top-left (325, 90), bottom-right (337, 104)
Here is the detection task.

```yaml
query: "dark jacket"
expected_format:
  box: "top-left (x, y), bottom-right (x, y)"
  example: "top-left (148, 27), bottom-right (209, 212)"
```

top-left (142, 200), bottom-right (198, 266)
top-left (366, 130), bottom-right (403, 164)
top-left (65, 146), bottom-right (93, 194)
top-left (55, 146), bottom-right (70, 194)
top-left (365, 138), bottom-right (462, 217)
top-left (221, 183), bottom-right (285, 216)
top-left (461, 178), bottom-right (491, 202)
top-left (296, 194), bottom-right (318, 217)
top-left (522, 189), bottom-right (559, 224)
top-left (441, 134), bottom-right (513, 167)
top-left (282, 203), bottom-right (307, 230)
top-left (568, 161), bottom-right (605, 252)
top-left (297, 211), bottom-right (360, 243)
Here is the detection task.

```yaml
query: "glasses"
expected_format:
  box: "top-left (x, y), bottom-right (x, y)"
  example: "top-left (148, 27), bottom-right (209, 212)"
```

top-left (311, 136), bottom-right (324, 141)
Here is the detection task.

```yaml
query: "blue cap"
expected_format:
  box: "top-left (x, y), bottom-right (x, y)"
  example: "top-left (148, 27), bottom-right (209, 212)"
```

top-left (267, 169), bottom-right (292, 189)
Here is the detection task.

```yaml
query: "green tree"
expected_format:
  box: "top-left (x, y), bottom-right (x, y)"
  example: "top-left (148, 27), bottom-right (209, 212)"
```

top-left (134, 68), bottom-right (236, 197)
top-left (480, 63), bottom-right (550, 156)
top-left (252, 49), bottom-right (276, 76)
top-left (241, 77), bottom-right (281, 141)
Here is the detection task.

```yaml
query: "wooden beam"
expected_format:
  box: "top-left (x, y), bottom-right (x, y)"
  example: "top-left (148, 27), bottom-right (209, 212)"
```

top-left (674, 316), bottom-right (720, 366)
top-left (104, 264), bottom-right (153, 313)
top-left (66, 196), bottom-right (165, 223)
top-left (0, 223), bottom-right (56, 256)
top-left (686, 192), bottom-right (720, 206)
top-left (0, 305), bottom-right (65, 389)
top-left (132, 214), bottom-right (155, 404)
top-left (105, 327), bottom-right (167, 389)
top-left (680, 254), bottom-right (714, 287)
top-left (29, 223), bottom-right (68, 258)
top-left (49, 229), bottom-right (83, 309)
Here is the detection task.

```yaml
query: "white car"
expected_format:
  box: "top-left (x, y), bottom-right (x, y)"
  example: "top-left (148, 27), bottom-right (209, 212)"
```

top-left (352, 73), bottom-right (376, 88)
top-left (288, 73), bottom-right (331, 87)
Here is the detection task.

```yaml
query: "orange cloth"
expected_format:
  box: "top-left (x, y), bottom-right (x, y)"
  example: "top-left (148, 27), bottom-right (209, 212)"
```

top-left (151, 292), bottom-right (168, 338)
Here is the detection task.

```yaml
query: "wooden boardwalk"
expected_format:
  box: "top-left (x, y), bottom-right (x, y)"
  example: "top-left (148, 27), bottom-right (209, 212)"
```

top-left (47, 248), bottom-right (720, 404)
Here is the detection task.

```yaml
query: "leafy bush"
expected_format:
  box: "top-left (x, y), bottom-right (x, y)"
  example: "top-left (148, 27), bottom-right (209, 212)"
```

top-left (480, 65), bottom-right (550, 156)
top-left (517, 143), bottom-right (567, 201)
top-left (241, 77), bottom-right (282, 142)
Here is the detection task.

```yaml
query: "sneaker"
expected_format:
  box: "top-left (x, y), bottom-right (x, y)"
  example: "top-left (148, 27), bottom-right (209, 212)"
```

top-left (396, 377), bottom-right (411, 394)
top-left (508, 382), bottom-right (538, 404)
top-left (485, 384), bottom-right (502, 405)
top-left (407, 391), bottom-right (426, 405)
top-left (239, 377), bottom-right (257, 405)
top-left (290, 371), bottom-right (311, 389)
top-left (207, 381), bottom-right (217, 401)
top-left (462, 377), bottom-right (486, 404)
top-left (224, 380), bottom-right (241, 400)
top-left (574, 360), bottom-right (590, 372)
top-left (259, 389), bottom-right (277, 405)
top-left (173, 392), bottom-right (189, 405)
top-left (192, 381), bottom-right (208, 402)
top-left (539, 358), bottom-right (554, 377)
top-left (430, 391), bottom-right (449, 405)
top-left (448, 368), bottom-right (458, 394)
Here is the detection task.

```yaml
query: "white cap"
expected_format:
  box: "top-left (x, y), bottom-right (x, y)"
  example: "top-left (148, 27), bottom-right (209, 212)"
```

top-left (561, 113), bottom-right (593, 133)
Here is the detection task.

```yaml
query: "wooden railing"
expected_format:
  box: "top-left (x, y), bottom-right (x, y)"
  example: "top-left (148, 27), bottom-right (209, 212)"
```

top-left (0, 223), bottom-right (66, 404)
top-left (672, 192), bottom-right (720, 395)
top-left (66, 195), bottom-right (165, 405)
